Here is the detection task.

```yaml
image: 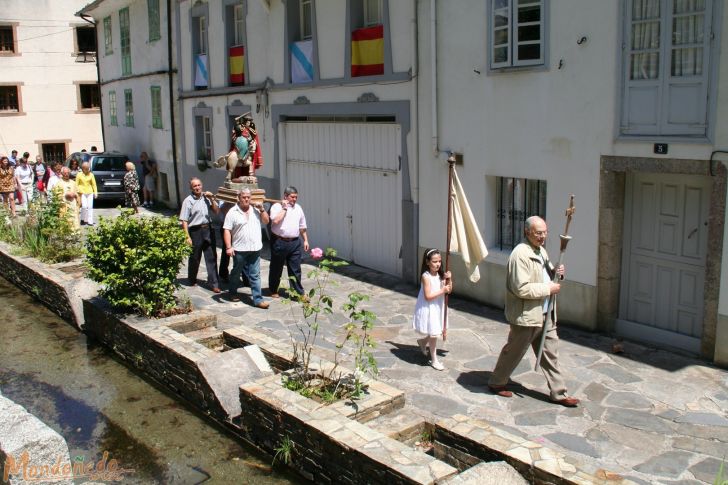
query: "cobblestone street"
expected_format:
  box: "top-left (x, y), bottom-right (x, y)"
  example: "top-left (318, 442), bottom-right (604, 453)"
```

top-left (89, 205), bottom-right (728, 483)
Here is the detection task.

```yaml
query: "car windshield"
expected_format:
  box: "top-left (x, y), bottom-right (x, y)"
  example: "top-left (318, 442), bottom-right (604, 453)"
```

top-left (92, 157), bottom-right (127, 171)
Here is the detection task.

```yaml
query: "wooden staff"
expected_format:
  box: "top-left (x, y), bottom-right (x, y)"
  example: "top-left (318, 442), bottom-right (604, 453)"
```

top-left (443, 155), bottom-right (456, 341)
top-left (534, 195), bottom-right (575, 372)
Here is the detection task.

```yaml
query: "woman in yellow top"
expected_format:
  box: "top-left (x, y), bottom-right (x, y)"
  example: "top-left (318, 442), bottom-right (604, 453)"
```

top-left (75, 161), bottom-right (98, 226)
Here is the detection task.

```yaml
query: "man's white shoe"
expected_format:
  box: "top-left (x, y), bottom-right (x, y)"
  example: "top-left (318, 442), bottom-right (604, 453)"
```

top-left (431, 361), bottom-right (445, 371)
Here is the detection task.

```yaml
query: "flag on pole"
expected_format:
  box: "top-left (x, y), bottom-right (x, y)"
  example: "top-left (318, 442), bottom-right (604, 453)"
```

top-left (351, 25), bottom-right (384, 77)
top-left (229, 46), bottom-right (245, 85)
top-left (194, 54), bottom-right (208, 87)
top-left (291, 40), bottom-right (314, 83)
top-left (450, 168), bottom-right (488, 282)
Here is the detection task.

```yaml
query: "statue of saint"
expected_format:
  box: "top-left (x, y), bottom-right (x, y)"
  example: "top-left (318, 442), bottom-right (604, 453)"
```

top-left (213, 112), bottom-right (264, 183)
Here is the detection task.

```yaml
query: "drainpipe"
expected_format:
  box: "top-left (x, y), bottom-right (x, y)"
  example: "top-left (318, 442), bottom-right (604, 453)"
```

top-left (411, 0), bottom-right (419, 202)
top-left (430, 0), bottom-right (438, 157)
top-left (167, 0), bottom-right (181, 207)
top-left (79, 14), bottom-right (105, 151)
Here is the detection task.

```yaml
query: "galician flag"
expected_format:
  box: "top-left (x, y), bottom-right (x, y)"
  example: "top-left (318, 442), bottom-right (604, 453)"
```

top-left (194, 54), bottom-right (208, 87)
top-left (450, 168), bottom-right (488, 282)
top-left (291, 40), bottom-right (314, 83)
top-left (229, 45), bottom-right (245, 85)
top-left (351, 25), bottom-right (384, 77)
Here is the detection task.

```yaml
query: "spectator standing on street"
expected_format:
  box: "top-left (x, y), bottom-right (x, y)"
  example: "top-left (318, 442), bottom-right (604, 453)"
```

top-left (123, 161), bottom-right (140, 213)
top-left (68, 158), bottom-right (80, 180)
top-left (45, 162), bottom-right (62, 196)
top-left (0, 156), bottom-right (17, 216)
top-left (268, 186), bottom-right (309, 298)
top-left (15, 155), bottom-right (33, 212)
top-left (140, 152), bottom-right (157, 207)
top-left (33, 155), bottom-right (46, 201)
top-left (223, 188), bottom-right (270, 308)
top-left (54, 167), bottom-right (79, 229)
top-left (413, 249), bottom-right (452, 371)
top-left (8, 150), bottom-right (18, 166)
top-left (76, 161), bottom-right (98, 225)
top-left (179, 177), bottom-right (221, 293)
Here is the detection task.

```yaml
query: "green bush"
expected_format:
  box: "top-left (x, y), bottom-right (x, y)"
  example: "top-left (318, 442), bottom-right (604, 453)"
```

top-left (85, 209), bottom-right (191, 316)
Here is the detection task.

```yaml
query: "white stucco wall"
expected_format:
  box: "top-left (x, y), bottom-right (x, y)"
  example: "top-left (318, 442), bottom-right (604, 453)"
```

top-left (176, 0), bottom-right (417, 200)
top-left (0, 0), bottom-right (102, 159)
top-left (84, 0), bottom-right (178, 204)
top-left (417, 0), bottom-right (727, 334)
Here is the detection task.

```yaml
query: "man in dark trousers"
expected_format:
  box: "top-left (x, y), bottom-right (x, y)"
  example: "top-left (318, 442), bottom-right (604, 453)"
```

top-left (268, 186), bottom-right (309, 298)
top-left (179, 177), bottom-right (221, 293)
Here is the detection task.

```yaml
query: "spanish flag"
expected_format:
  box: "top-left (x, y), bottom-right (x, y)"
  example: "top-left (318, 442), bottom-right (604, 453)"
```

top-left (351, 25), bottom-right (384, 77)
top-left (229, 45), bottom-right (245, 85)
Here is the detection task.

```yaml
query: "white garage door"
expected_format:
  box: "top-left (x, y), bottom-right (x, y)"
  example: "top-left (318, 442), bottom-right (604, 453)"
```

top-left (281, 122), bottom-right (402, 277)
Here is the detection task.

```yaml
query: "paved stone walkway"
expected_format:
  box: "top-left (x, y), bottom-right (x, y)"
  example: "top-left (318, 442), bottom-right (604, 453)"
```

top-left (95, 206), bottom-right (728, 484)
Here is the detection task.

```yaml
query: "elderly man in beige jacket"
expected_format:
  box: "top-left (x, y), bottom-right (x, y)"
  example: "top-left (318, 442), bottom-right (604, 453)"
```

top-left (488, 216), bottom-right (580, 407)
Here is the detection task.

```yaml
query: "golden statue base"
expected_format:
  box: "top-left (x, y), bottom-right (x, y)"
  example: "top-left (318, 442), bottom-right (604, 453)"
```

top-left (215, 178), bottom-right (265, 205)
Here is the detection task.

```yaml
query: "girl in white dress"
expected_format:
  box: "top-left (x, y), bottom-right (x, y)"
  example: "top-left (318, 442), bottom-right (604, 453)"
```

top-left (412, 248), bottom-right (452, 370)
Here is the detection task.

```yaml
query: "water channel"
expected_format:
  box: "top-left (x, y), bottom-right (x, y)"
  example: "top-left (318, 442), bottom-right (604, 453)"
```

top-left (0, 276), bottom-right (302, 484)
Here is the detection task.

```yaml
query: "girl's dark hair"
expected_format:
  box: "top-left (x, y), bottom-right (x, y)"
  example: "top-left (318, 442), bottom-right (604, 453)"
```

top-left (420, 248), bottom-right (444, 279)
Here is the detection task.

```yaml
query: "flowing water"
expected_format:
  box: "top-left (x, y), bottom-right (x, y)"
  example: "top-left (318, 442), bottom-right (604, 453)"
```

top-left (0, 277), bottom-right (302, 484)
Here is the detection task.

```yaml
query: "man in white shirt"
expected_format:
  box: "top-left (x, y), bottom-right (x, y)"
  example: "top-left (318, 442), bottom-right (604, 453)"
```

top-left (268, 185), bottom-right (309, 298)
top-left (223, 188), bottom-right (270, 308)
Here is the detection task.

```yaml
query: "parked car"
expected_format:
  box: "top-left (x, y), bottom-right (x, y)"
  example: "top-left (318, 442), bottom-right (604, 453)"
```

top-left (65, 152), bottom-right (129, 202)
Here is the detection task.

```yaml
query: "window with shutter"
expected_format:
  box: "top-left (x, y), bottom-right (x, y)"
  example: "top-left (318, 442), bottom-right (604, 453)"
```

top-left (621, 0), bottom-right (715, 137)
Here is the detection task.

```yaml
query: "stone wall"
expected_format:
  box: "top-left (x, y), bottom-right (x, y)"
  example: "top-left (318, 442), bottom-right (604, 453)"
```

top-left (82, 299), bottom-right (271, 423)
top-left (0, 241), bottom-right (96, 329)
top-left (238, 376), bottom-right (458, 485)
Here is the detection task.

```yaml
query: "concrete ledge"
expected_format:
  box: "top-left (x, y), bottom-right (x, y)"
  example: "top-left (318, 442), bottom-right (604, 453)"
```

top-left (83, 298), bottom-right (272, 422)
top-left (0, 241), bottom-right (97, 329)
top-left (224, 324), bottom-right (406, 422)
top-left (239, 377), bottom-right (458, 484)
top-left (0, 394), bottom-right (72, 485)
top-left (435, 415), bottom-right (637, 485)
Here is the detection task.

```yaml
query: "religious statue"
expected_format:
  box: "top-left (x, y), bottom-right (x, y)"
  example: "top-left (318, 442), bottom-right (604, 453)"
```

top-left (213, 112), bottom-right (264, 183)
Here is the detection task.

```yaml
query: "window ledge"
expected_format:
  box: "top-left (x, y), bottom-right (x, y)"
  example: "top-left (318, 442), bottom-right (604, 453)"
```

top-left (616, 134), bottom-right (712, 145)
top-left (76, 108), bottom-right (101, 114)
top-left (0, 111), bottom-right (25, 117)
top-left (0, 52), bottom-right (21, 57)
top-left (488, 64), bottom-right (548, 75)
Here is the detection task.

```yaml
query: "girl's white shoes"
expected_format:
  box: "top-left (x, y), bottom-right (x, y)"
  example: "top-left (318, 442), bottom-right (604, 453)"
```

top-left (431, 361), bottom-right (445, 371)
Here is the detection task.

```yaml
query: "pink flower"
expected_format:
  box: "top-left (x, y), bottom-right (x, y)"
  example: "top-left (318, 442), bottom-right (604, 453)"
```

top-left (310, 247), bottom-right (323, 260)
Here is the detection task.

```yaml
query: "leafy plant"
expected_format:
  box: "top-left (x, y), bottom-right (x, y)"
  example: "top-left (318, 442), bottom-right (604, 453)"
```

top-left (715, 460), bottom-right (727, 485)
top-left (0, 198), bottom-right (81, 263)
top-left (341, 292), bottom-right (379, 397)
top-left (84, 209), bottom-right (191, 316)
top-left (273, 436), bottom-right (294, 466)
top-left (282, 247), bottom-right (379, 403)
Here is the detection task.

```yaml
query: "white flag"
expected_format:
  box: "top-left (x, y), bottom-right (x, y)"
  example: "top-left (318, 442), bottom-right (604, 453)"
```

top-left (450, 168), bottom-right (488, 282)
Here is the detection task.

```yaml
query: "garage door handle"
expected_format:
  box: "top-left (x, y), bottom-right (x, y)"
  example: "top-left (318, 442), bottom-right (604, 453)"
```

top-left (687, 228), bottom-right (698, 239)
